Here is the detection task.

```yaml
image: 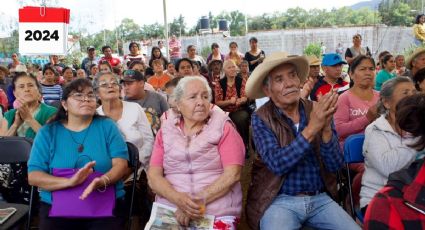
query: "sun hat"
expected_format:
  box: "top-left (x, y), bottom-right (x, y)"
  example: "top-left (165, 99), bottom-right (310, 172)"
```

top-left (306, 55), bottom-right (321, 66)
top-left (245, 52), bottom-right (309, 99)
top-left (406, 47), bottom-right (425, 70)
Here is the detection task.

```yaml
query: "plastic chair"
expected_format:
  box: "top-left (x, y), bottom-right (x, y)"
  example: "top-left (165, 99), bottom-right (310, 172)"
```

top-left (126, 142), bottom-right (139, 230)
top-left (343, 134), bottom-right (365, 222)
top-left (0, 136), bottom-right (33, 230)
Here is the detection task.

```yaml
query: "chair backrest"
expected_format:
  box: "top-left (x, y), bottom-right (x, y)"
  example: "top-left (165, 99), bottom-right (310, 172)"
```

top-left (0, 137), bottom-right (32, 164)
top-left (343, 134), bottom-right (365, 163)
top-left (126, 142), bottom-right (139, 170)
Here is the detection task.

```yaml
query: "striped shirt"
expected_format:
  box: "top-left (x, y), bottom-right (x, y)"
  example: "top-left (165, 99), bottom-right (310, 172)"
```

top-left (41, 84), bottom-right (62, 106)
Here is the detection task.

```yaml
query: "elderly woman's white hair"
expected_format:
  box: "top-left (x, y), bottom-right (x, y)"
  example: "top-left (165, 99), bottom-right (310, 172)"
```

top-left (172, 76), bottom-right (212, 102)
top-left (223, 59), bottom-right (239, 71)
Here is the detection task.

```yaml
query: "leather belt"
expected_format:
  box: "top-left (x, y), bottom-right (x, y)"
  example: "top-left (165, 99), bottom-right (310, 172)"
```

top-left (295, 190), bottom-right (324, 196)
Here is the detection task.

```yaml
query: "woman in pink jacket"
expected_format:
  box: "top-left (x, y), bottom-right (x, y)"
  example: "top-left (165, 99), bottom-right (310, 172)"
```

top-left (148, 76), bottom-right (245, 229)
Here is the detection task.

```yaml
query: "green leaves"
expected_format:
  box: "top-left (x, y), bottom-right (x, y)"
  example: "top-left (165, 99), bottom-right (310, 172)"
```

top-left (247, 7), bottom-right (379, 31)
top-left (303, 43), bottom-right (321, 58)
top-left (378, 0), bottom-right (415, 26)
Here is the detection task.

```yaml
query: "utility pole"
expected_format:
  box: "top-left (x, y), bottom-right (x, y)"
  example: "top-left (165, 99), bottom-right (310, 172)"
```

top-left (163, 0), bottom-right (169, 59)
top-left (243, 0), bottom-right (248, 35)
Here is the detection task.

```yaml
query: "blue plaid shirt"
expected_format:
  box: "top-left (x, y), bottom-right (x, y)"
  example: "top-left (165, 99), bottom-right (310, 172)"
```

top-left (252, 103), bottom-right (343, 195)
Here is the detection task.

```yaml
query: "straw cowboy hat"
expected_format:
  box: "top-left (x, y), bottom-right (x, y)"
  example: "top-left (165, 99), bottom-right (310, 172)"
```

top-left (306, 55), bottom-right (321, 66)
top-left (406, 47), bottom-right (425, 70)
top-left (245, 52), bottom-right (309, 99)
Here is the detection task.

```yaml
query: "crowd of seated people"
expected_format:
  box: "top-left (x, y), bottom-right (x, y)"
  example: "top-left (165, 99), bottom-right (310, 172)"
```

top-left (0, 35), bottom-right (424, 230)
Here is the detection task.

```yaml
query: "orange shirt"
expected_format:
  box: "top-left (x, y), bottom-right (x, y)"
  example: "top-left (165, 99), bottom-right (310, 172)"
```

top-left (147, 74), bottom-right (172, 91)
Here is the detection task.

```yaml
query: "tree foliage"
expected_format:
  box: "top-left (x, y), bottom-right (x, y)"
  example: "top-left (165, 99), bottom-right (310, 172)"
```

top-left (169, 15), bottom-right (186, 37)
top-left (303, 43), bottom-right (321, 58)
top-left (117, 18), bottom-right (143, 41)
top-left (378, 0), bottom-right (417, 26)
top-left (0, 30), bottom-right (19, 56)
top-left (245, 7), bottom-right (379, 31)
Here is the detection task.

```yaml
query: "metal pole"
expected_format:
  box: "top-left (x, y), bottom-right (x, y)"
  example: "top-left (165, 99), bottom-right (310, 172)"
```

top-left (245, 13), bottom-right (248, 35)
top-left (163, 0), bottom-right (170, 59)
top-left (113, 0), bottom-right (119, 54)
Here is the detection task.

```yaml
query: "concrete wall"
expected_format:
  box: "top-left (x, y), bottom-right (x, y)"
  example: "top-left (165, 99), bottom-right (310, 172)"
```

top-left (171, 26), bottom-right (416, 59)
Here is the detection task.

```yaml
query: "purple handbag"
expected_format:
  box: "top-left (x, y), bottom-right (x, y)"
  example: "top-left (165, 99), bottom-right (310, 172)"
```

top-left (49, 168), bottom-right (116, 218)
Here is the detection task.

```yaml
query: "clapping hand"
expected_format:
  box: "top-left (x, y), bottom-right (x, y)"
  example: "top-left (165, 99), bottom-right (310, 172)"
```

top-left (12, 110), bottom-right (23, 127)
top-left (16, 99), bottom-right (32, 122)
top-left (68, 161), bottom-right (95, 188)
top-left (80, 176), bottom-right (104, 200)
top-left (301, 78), bottom-right (315, 99)
top-left (310, 90), bottom-right (338, 133)
top-left (323, 90), bottom-right (339, 131)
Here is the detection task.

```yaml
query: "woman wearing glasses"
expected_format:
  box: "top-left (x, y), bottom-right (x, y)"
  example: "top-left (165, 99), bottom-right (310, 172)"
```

top-left (28, 78), bottom-right (129, 229)
top-left (95, 71), bottom-right (154, 177)
top-left (95, 71), bottom-right (154, 225)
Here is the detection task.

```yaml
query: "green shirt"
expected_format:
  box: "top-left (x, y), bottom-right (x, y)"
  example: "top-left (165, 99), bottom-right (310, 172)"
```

top-left (4, 103), bottom-right (57, 138)
top-left (375, 69), bottom-right (396, 91)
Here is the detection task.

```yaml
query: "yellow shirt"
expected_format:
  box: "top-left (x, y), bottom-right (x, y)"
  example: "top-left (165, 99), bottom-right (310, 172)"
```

top-left (413, 24), bottom-right (425, 42)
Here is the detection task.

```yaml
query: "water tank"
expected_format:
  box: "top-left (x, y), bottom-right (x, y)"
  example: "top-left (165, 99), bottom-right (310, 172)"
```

top-left (218, 19), bottom-right (228, 31)
top-left (200, 16), bottom-right (209, 30)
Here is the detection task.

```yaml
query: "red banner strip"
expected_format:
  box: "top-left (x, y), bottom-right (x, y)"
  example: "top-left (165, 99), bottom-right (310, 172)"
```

top-left (19, 6), bottom-right (70, 23)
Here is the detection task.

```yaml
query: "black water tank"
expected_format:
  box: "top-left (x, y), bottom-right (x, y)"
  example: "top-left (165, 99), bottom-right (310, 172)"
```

top-left (218, 19), bottom-right (228, 31)
top-left (200, 16), bottom-right (209, 30)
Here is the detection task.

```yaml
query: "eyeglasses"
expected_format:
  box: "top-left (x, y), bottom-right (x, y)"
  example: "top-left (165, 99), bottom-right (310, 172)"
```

top-left (98, 80), bottom-right (120, 88)
top-left (69, 93), bottom-right (96, 102)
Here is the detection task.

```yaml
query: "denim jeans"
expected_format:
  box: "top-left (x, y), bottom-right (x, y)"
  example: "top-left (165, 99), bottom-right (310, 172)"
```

top-left (260, 193), bottom-right (360, 230)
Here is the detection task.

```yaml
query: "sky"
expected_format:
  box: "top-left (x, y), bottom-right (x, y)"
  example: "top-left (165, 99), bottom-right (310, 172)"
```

top-left (0, 0), bottom-right (365, 35)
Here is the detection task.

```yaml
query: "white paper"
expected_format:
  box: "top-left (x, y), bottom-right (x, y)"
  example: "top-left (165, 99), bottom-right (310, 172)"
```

top-left (144, 202), bottom-right (215, 230)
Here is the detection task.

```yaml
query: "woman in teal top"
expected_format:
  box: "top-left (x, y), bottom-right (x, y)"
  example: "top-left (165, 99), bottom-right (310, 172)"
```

top-left (28, 78), bottom-right (129, 229)
top-left (375, 54), bottom-right (396, 91)
top-left (0, 72), bottom-right (56, 204)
